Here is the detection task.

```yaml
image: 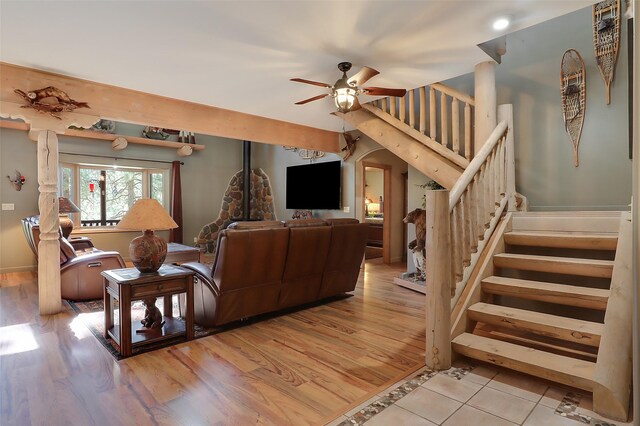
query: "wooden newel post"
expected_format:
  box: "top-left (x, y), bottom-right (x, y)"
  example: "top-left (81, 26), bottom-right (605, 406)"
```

top-left (37, 130), bottom-right (61, 314)
top-left (425, 189), bottom-right (452, 370)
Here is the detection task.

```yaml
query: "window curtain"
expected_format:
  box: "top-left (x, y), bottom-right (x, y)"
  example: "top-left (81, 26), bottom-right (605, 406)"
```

top-left (170, 161), bottom-right (183, 243)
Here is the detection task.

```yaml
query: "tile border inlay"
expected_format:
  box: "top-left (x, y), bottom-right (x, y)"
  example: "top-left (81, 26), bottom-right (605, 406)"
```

top-left (335, 365), bottom-right (623, 426)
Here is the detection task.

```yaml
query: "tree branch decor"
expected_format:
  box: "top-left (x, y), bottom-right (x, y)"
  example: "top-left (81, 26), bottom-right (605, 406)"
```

top-left (14, 86), bottom-right (90, 119)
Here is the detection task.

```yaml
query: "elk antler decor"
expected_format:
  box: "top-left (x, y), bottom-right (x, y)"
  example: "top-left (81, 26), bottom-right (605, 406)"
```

top-left (14, 86), bottom-right (90, 119)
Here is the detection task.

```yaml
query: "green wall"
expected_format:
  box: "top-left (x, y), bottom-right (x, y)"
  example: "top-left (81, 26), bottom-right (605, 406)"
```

top-left (443, 5), bottom-right (632, 211)
top-left (0, 123), bottom-right (242, 272)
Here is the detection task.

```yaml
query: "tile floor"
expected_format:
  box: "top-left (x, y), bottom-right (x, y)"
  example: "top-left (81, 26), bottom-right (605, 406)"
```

top-left (326, 361), bottom-right (634, 426)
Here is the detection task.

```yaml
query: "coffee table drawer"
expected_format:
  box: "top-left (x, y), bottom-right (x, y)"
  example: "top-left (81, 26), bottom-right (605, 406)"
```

top-left (132, 279), bottom-right (185, 298)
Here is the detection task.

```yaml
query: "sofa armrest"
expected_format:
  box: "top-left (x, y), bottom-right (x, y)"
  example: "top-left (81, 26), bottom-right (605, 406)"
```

top-left (180, 262), bottom-right (218, 294)
top-left (61, 251), bottom-right (125, 270)
top-left (68, 236), bottom-right (95, 251)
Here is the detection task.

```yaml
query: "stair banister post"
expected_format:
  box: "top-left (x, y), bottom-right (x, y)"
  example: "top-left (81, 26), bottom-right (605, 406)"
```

top-left (425, 189), bottom-right (452, 370)
top-left (474, 61), bottom-right (497, 154)
top-left (498, 104), bottom-right (516, 211)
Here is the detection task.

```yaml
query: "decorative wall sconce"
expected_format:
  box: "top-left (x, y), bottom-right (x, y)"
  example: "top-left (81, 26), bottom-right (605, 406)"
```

top-left (6, 170), bottom-right (25, 191)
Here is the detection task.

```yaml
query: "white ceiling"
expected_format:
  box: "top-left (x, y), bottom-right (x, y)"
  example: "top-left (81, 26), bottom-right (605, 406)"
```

top-left (0, 0), bottom-right (596, 133)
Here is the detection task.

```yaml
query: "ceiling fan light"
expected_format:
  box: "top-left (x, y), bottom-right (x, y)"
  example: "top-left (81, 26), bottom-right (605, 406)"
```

top-left (334, 87), bottom-right (357, 112)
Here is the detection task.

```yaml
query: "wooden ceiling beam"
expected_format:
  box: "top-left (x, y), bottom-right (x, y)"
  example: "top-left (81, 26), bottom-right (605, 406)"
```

top-left (0, 62), bottom-right (340, 152)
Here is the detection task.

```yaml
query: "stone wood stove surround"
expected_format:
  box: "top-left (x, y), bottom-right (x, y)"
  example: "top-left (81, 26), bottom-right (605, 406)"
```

top-left (197, 168), bottom-right (277, 253)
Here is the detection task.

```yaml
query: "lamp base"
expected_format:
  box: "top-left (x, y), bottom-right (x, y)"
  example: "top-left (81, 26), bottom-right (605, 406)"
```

top-left (129, 230), bottom-right (167, 273)
top-left (59, 214), bottom-right (74, 239)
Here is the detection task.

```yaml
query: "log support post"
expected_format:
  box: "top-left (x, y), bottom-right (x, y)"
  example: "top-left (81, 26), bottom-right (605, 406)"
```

top-left (37, 130), bottom-right (62, 315)
top-left (474, 61), bottom-right (497, 152)
top-left (1, 100), bottom-right (100, 316)
top-left (425, 189), bottom-right (452, 370)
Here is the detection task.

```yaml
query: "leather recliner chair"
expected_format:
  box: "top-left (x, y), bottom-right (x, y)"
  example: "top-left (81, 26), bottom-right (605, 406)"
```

top-left (22, 216), bottom-right (126, 301)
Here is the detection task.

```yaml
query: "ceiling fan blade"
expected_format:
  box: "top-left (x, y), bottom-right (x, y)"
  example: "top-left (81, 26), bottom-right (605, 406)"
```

top-left (347, 66), bottom-right (379, 86)
top-left (295, 94), bottom-right (329, 105)
top-left (290, 78), bottom-right (332, 88)
top-left (362, 87), bottom-right (407, 97)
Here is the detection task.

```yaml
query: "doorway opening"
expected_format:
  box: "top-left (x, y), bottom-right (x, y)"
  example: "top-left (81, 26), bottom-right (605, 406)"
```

top-left (362, 162), bottom-right (391, 263)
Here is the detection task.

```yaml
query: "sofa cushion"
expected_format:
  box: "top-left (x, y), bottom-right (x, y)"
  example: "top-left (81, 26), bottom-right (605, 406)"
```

top-left (279, 225), bottom-right (331, 309)
top-left (211, 227), bottom-right (289, 325)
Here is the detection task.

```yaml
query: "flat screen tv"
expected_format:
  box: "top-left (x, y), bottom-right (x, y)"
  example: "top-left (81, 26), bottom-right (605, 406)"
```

top-left (286, 161), bottom-right (341, 210)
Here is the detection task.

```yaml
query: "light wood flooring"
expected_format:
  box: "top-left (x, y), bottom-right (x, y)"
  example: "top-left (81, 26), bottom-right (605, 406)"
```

top-left (0, 260), bottom-right (426, 425)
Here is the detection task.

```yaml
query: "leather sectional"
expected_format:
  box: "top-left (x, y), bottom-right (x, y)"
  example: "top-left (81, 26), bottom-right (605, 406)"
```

top-left (180, 218), bottom-right (368, 327)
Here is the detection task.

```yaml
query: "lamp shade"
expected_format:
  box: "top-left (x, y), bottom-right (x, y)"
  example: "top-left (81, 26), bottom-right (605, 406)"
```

top-left (58, 197), bottom-right (80, 214)
top-left (116, 199), bottom-right (178, 231)
top-left (116, 199), bottom-right (177, 273)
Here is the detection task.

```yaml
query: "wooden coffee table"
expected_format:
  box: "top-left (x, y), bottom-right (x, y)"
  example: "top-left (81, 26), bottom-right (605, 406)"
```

top-left (102, 264), bottom-right (195, 358)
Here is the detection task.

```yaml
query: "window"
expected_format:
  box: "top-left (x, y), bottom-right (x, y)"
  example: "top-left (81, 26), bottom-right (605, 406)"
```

top-left (60, 162), bottom-right (169, 228)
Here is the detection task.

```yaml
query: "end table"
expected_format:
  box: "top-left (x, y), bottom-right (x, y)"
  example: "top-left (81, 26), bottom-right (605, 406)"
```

top-left (102, 264), bottom-right (195, 358)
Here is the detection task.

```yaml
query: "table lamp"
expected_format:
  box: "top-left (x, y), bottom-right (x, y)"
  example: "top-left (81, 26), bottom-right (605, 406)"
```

top-left (115, 198), bottom-right (178, 273)
top-left (58, 197), bottom-right (81, 238)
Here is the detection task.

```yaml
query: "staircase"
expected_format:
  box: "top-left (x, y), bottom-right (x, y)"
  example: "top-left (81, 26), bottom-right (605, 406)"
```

top-left (338, 73), bottom-right (633, 422)
top-left (337, 83), bottom-right (474, 189)
top-left (451, 211), bottom-right (633, 422)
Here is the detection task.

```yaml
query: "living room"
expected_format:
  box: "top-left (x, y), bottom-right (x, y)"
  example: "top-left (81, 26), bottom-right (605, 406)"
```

top-left (1, 1), bottom-right (638, 425)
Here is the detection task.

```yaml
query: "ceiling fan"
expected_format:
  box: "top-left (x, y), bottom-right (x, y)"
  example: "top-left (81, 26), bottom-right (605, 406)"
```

top-left (291, 62), bottom-right (407, 112)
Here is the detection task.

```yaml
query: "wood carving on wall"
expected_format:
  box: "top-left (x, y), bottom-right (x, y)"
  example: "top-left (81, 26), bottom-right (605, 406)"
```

top-left (14, 86), bottom-right (90, 118)
top-left (560, 49), bottom-right (586, 167)
top-left (593, 0), bottom-right (621, 104)
top-left (341, 132), bottom-right (361, 160)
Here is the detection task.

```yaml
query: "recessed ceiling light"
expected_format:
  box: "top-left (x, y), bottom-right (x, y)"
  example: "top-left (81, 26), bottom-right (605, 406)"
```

top-left (493, 17), bottom-right (510, 31)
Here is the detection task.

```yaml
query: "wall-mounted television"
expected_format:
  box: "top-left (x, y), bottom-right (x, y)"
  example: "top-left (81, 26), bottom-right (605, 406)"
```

top-left (286, 160), bottom-right (341, 210)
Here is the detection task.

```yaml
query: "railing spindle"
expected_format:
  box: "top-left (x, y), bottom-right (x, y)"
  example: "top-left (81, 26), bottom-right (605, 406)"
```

top-left (419, 87), bottom-right (427, 133)
top-left (399, 95), bottom-right (406, 124)
top-left (390, 96), bottom-right (397, 118)
top-left (408, 89), bottom-right (415, 129)
top-left (452, 99), bottom-right (460, 155)
top-left (464, 103), bottom-right (472, 160)
top-left (381, 97), bottom-right (388, 113)
top-left (440, 93), bottom-right (448, 148)
top-left (430, 87), bottom-right (437, 139)
top-left (461, 191), bottom-right (471, 266)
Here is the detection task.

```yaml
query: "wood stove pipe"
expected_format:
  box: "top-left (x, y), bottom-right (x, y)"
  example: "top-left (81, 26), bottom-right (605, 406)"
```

top-left (243, 140), bottom-right (251, 221)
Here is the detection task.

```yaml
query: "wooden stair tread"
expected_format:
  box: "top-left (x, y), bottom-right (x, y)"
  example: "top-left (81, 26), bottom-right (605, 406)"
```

top-left (493, 253), bottom-right (614, 278)
top-left (504, 231), bottom-right (618, 250)
top-left (468, 302), bottom-right (603, 347)
top-left (474, 323), bottom-right (598, 362)
top-left (452, 333), bottom-right (595, 391)
top-left (482, 276), bottom-right (609, 310)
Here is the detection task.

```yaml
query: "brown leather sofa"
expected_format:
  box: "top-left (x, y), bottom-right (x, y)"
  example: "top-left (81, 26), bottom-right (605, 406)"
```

top-left (180, 218), bottom-right (368, 327)
top-left (22, 216), bottom-right (126, 301)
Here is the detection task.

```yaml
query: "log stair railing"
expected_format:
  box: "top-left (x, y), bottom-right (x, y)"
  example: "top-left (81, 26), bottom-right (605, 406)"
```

top-left (337, 82), bottom-right (479, 190)
top-left (367, 82), bottom-right (474, 169)
top-left (424, 109), bottom-right (515, 370)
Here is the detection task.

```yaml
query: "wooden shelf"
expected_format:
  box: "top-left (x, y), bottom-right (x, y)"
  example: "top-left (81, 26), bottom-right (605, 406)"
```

top-left (0, 120), bottom-right (205, 154)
